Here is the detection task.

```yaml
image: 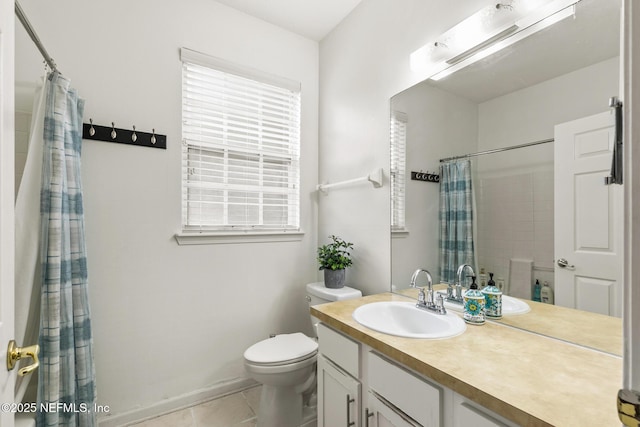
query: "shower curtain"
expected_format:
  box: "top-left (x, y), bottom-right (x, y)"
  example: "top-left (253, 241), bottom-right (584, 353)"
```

top-left (438, 160), bottom-right (476, 284)
top-left (15, 79), bottom-right (46, 404)
top-left (35, 71), bottom-right (97, 427)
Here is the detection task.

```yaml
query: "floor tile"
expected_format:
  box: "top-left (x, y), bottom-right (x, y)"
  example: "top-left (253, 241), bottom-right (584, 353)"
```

top-left (192, 393), bottom-right (255, 427)
top-left (242, 386), bottom-right (261, 416)
top-left (129, 407), bottom-right (194, 427)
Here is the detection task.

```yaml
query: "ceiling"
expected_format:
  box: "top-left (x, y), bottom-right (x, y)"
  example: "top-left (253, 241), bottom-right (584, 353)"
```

top-left (214, 0), bottom-right (364, 41)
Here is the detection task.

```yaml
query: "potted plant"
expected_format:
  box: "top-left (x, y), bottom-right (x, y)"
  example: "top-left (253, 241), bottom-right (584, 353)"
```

top-left (317, 235), bottom-right (354, 288)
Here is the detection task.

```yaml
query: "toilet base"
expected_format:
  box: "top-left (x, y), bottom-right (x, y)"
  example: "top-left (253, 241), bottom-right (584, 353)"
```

top-left (256, 384), bottom-right (316, 427)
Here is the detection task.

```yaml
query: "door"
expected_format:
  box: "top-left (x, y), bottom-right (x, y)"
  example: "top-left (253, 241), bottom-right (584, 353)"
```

top-left (318, 355), bottom-right (360, 427)
top-left (366, 391), bottom-right (421, 427)
top-left (0, 0), bottom-right (16, 425)
top-left (554, 111), bottom-right (623, 317)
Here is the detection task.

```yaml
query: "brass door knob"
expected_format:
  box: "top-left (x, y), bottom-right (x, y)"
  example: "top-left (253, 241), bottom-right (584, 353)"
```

top-left (619, 389), bottom-right (640, 426)
top-left (6, 340), bottom-right (39, 376)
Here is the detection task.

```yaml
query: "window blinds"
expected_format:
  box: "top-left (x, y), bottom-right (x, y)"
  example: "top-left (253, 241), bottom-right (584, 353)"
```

top-left (181, 49), bottom-right (301, 232)
top-left (390, 111), bottom-right (407, 230)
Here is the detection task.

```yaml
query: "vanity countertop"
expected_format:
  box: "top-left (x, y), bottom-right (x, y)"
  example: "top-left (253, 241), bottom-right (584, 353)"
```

top-left (311, 292), bottom-right (622, 427)
top-left (402, 285), bottom-right (623, 356)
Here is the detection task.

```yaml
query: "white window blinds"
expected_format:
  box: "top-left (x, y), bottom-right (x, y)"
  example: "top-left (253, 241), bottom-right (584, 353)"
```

top-left (181, 48), bottom-right (301, 232)
top-left (390, 111), bottom-right (407, 231)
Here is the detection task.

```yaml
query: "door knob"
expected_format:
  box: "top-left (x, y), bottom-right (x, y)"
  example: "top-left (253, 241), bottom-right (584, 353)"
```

top-left (618, 389), bottom-right (640, 426)
top-left (6, 340), bottom-right (39, 376)
top-left (556, 258), bottom-right (575, 269)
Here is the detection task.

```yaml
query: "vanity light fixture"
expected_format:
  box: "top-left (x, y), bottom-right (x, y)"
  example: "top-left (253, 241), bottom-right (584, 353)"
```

top-left (410, 0), bottom-right (580, 79)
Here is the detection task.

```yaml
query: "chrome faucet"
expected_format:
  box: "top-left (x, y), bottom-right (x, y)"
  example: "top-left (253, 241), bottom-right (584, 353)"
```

top-left (410, 268), bottom-right (446, 315)
top-left (449, 264), bottom-right (476, 303)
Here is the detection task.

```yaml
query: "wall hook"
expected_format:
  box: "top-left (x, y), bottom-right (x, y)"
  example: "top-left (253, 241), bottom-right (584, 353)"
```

top-left (82, 121), bottom-right (166, 149)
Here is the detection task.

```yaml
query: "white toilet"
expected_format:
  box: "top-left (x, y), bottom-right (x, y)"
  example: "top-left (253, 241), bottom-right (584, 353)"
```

top-left (243, 282), bottom-right (362, 427)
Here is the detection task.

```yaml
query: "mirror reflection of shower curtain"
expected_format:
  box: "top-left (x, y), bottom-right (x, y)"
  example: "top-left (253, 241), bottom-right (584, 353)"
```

top-left (438, 160), bottom-right (476, 284)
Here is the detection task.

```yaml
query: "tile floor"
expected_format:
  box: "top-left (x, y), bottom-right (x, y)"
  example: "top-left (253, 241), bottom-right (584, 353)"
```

top-left (127, 386), bottom-right (261, 427)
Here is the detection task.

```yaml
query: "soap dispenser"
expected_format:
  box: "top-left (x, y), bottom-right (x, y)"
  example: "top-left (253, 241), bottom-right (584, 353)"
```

top-left (481, 272), bottom-right (502, 319)
top-left (463, 276), bottom-right (485, 325)
top-left (541, 281), bottom-right (554, 304)
top-left (533, 279), bottom-right (542, 302)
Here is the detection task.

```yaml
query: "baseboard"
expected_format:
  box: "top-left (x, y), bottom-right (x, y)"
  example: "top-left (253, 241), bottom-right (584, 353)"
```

top-left (98, 377), bottom-right (258, 427)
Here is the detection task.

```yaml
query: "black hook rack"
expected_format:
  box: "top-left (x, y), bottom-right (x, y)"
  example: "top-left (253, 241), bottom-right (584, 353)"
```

top-left (82, 120), bottom-right (166, 150)
top-left (411, 171), bottom-right (440, 183)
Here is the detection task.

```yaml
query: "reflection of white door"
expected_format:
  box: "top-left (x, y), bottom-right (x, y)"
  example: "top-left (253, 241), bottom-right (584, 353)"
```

top-left (554, 111), bottom-right (623, 317)
top-left (0, 0), bottom-right (16, 425)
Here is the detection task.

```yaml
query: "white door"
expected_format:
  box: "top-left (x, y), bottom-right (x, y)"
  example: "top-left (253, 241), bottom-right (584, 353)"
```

top-left (623, 0), bottom-right (640, 412)
top-left (0, 0), bottom-right (16, 424)
top-left (554, 111), bottom-right (623, 317)
top-left (367, 392), bottom-right (421, 427)
top-left (317, 356), bottom-right (360, 427)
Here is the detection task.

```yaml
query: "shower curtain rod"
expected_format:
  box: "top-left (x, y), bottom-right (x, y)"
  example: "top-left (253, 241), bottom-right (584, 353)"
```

top-left (15, 0), bottom-right (58, 73)
top-left (439, 138), bottom-right (554, 162)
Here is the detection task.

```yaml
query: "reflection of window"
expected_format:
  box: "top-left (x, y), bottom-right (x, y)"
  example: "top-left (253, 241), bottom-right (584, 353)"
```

top-left (390, 111), bottom-right (407, 231)
top-left (181, 49), bottom-right (301, 232)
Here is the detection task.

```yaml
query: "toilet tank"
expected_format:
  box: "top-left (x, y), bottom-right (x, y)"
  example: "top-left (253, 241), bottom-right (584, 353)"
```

top-left (306, 282), bottom-right (362, 337)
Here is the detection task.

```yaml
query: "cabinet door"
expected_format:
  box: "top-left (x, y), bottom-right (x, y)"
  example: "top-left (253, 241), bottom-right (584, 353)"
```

top-left (366, 391), bottom-right (422, 427)
top-left (318, 355), bottom-right (361, 427)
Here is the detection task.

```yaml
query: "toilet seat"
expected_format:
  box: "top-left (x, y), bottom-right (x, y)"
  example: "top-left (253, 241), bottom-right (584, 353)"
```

top-left (244, 332), bottom-right (318, 365)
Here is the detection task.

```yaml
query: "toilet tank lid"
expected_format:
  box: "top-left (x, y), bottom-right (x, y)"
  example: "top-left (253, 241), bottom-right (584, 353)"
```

top-left (306, 282), bottom-right (362, 301)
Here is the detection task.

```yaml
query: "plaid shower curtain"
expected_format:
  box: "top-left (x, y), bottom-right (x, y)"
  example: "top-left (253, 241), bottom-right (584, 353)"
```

top-left (37, 72), bottom-right (97, 427)
top-left (438, 160), bottom-right (475, 284)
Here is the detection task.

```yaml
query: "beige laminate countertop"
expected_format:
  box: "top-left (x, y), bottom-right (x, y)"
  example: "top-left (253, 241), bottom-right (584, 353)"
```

top-left (400, 286), bottom-right (623, 356)
top-left (311, 292), bottom-right (622, 427)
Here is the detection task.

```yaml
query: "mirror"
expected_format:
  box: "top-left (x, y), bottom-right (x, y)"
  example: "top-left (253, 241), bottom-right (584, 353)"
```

top-left (390, 0), bottom-right (622, 351)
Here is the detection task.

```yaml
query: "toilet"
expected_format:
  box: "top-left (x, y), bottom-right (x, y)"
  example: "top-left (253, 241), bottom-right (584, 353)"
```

top-left (243, 282), bottom-right (362, 427)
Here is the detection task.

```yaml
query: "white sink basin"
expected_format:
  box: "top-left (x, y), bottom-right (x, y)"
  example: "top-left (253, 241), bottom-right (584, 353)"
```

top-left (352, 301), bottom-right (466, 339)
top-left (440, 293), bottom-right (531, 316)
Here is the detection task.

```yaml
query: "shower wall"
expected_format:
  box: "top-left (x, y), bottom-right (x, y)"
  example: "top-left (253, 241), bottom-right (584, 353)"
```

top-left (14, 110), bottom-right (31, 197)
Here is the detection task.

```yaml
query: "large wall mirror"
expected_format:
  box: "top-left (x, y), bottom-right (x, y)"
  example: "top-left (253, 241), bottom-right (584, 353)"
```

top-left (390, 0), bottom-right (622, 340)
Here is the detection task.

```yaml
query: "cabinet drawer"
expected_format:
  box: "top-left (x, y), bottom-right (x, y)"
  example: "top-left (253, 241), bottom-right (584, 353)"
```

top-left (456, 403), bottom-right (508, 427)
top-left (368, 352), bottom-right (441, 427)
top-left (453, 394), bottom-right (517, 427)
top-left (317, 323), bottom-right (360, 378)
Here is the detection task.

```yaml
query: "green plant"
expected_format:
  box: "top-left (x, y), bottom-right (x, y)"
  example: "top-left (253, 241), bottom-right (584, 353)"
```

top-left (317, 235), bottom-right (354, 271)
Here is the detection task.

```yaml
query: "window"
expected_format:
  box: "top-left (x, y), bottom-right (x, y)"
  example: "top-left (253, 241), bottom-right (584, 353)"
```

top-left (181, 48), bottom-right (301, 234)
top-left (390, 111), bottom-right (407, 231)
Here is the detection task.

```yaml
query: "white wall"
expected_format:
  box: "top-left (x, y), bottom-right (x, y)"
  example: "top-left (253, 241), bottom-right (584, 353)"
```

top-left (14, 0), bottom-right (319, 422)
top-left (390, 82), bottom-right (477, 287)
top-left (319, 0), bottom-right (489, 296)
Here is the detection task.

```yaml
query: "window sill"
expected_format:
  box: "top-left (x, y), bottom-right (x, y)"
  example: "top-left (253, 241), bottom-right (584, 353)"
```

top-left (174, 230), bottom-right (305, 245)
top-left (391, 228), bottom-right (409, 238)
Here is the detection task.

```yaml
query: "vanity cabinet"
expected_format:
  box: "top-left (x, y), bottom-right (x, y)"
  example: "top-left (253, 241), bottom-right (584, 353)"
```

top-left (452, 394), bottom-right (513, 427)
top-left (317, 323), bottom-right (517, 427)
top-left (366, 391), bottom-right (421, 427)
top-left (318, 356), bottom-right (361, 427)
top-left (367, 352), bottom-right (441, 426)
top-left (317, 324), bottom-right (361, 427)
